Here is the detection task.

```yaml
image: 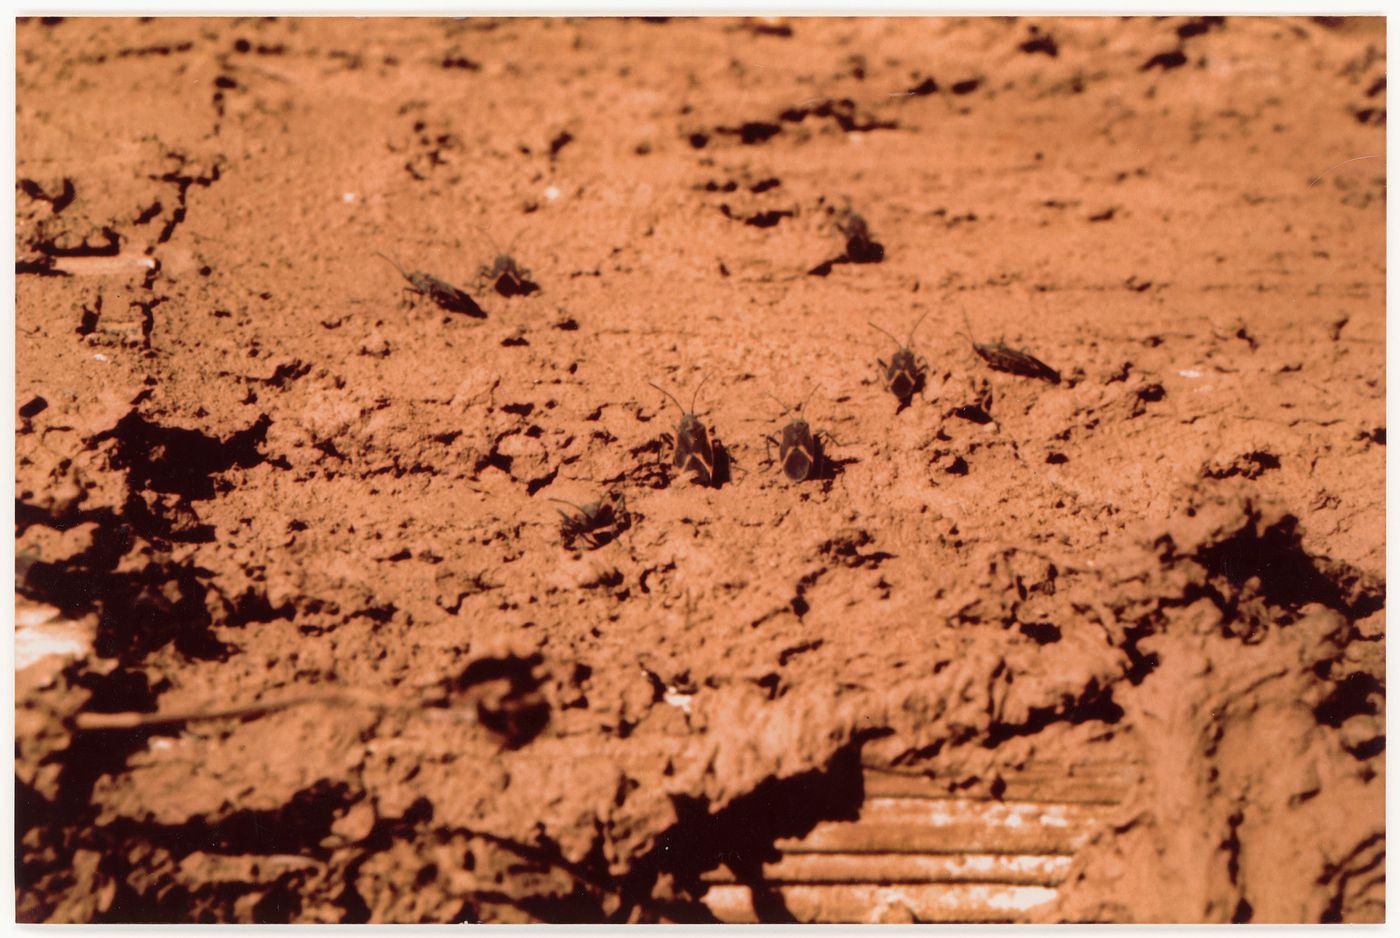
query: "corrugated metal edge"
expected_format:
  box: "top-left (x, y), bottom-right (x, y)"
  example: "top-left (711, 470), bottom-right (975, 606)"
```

top-left (700, 760), bottom-right (1133, 923)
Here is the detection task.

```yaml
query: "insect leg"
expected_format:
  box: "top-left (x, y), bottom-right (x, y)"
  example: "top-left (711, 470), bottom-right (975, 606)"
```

top-left (724, 448), bottom-right (748, 482)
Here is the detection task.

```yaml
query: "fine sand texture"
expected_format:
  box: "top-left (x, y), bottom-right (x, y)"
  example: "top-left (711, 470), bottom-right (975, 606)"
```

top-left (15, 15), bottom-right (1385, 923)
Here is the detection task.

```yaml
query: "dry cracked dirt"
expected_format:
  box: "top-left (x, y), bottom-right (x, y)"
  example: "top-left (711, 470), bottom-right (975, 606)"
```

top-left (13, 14), bottom-right (1386, 924)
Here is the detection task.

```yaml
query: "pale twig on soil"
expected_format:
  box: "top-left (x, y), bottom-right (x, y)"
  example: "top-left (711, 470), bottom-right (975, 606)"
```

top-left (69, 687), bottom-right (441, 732)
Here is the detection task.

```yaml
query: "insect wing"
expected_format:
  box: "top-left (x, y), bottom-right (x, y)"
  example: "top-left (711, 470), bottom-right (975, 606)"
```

top-left (890, 366), bottom-right (920, 400)
top-left (1015, 352), bottom-right (1061, 384)
top-left (671, 422), bottom-right (695, 469)
top-left (777, 421), bottom-right (820, 481)
top-left (439, 285), bottom-right (488, 318)
top-left (677, 419), bottom-right (715, 485)
top-left (782, 443), bottom-right (814, 482)
top-left (887, 348), bottom-right (925, 400)
top-left (977, 345), bottom-right (1060, 384)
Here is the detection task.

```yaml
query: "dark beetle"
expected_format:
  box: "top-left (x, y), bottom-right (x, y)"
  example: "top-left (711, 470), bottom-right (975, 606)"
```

top-left (480, 253), bottom-right (538, 297)
top-left (839, 211), bottom-right (884, 264)
top-left (959, 311), bottom-right (1061, 384)
top-left (475, 226), bottom-right (539, 297)
top-left (375, 252), bottom-right (486, 317)
top-left (649, 376), bottom-right (717, 487)
top-left (808, 209), bottom-right (886, 275)
top-left (552, 492), bottom-right (629, 550)
top-left (870, 310), bottom-right (930, 404)
top-left (763, 388), bottom-right (839, 482)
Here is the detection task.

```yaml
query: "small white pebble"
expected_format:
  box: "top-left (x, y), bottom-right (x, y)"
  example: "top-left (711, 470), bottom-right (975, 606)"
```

top-left (342, 192), bottom-right (356, 203)
top-left (544, 186), bottom-right (561, 201)
top-left (93, 353), bottom-right (108, 362)
top-left (142, 257), bottom-right (156, 269)
top-left (1177, 369), bottom-right (1201, 378)
top-left (663, 690), bottom-right (693, 714)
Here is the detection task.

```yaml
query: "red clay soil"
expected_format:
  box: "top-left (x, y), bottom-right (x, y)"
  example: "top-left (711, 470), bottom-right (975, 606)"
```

top-left (14, 15), bottom-right (1385, 924)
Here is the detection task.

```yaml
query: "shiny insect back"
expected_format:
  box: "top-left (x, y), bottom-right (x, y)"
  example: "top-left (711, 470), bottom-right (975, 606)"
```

top-left (763, 387), bottom-right (841, 483)
top-left (649, 376), bottom-right (719, 487)
top-left (870, 310), bottom-right (931, 407)
top-left (959, 310), bottom-right (1061, 384)
top-left (374, 252), bottom-right (486, 318)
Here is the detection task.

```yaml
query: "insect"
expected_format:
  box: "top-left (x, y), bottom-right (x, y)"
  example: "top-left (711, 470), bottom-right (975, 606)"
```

top-left (959, 311), bottom-right (1061, 384)
top-left (763, 388), bottom-right (841, 482)
top-left (870, 310), bottom-right (931, 405)
top-left (375, 252), bottom-right (486, 317)
top-left (839, 210), bottom-right (884, 264)
top-left (475, 227), bottom-right (539, 297)
top-left (649, 376), bottom-right (719, 487)
top-left (551, 492), bottom-right (630, 550)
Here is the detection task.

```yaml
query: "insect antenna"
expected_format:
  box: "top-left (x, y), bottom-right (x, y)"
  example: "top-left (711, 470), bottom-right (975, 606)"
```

top-left (868, 321), bottom-right (903, 348)
top-left (957, 309), bottom-right (980, 346)
top-left (647, 382), bottom-right (687, 415)
top-left (503, 226), bottom-right (524, 257)
top-left (688, 373), bottom-right (711, 414)
top-left (906, 309), bottom-right (932, 345)
top-left (473, 224), bottom-right (524, 259)
top-left (768, 382), bottom-right (820, 419)
top-left (373, 252), bottom-right (409, 278)
top-left (763, 391), bottom-right (793, 419)
top-left (472, 224), bottom-right (504, 256)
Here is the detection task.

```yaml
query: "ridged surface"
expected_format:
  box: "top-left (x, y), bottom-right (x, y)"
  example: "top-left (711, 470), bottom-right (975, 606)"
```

top-left (701, 763), bottom-right (1132, 923)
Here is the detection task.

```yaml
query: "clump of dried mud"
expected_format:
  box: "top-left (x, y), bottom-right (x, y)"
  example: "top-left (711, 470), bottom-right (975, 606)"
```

top-left (15, 15), bottom-right (1384, 924)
